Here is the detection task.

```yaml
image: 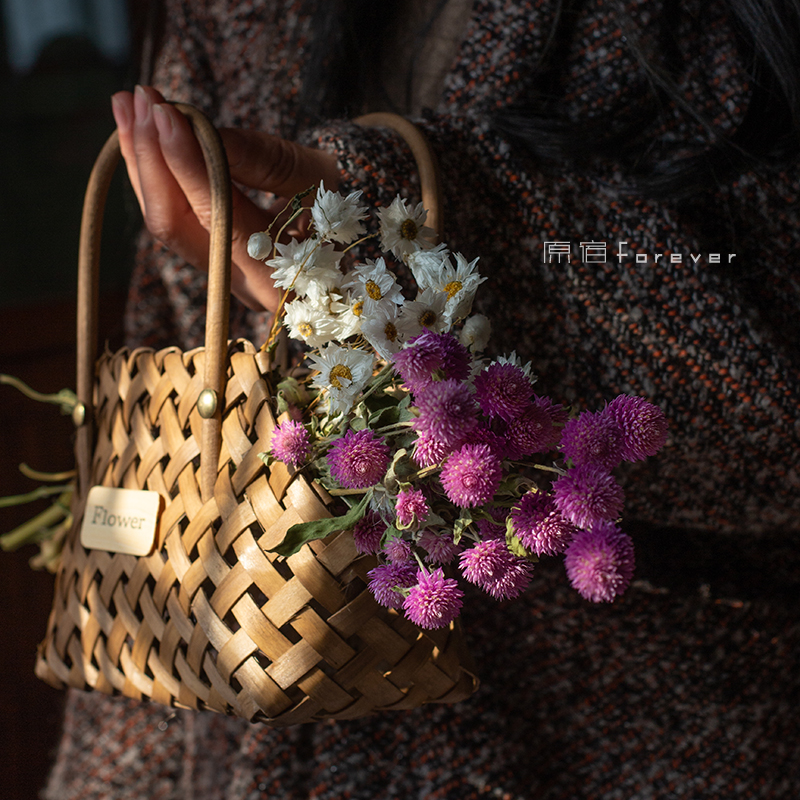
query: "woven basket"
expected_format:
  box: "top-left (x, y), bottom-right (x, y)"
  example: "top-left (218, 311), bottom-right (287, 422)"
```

top-left (35, 104), bottom-right (478, 725)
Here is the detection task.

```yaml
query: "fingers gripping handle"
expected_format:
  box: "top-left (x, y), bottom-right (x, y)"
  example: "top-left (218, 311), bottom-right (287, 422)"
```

top-left (75, 103), bottom-right (232, 503)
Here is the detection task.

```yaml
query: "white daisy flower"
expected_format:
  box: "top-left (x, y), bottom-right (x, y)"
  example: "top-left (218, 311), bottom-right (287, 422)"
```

top-left (459, 313), bottom-right (492, 352)
top-left (283, 298), bottom-right (339, 347)
top-left (377, 196), bottom-right (436, 261)
top-left (342, 258), bottom-right (405, 314)
top-left (435, 252), bottom-right (485, 323)
top-left (267, 238), bottom-right (343, 297)
top-left (331, 291), bottom-right (366, 340)
top-left (395, 288), bottom-right (449, 340)
top-left (407, 243), bottom-right (450, 291)
top-left (311, 181), bottom-right (369, 244)
top-left (308, 343), bottom-right (375, 415)
top-left (361, 304), bottom-right (404, 360)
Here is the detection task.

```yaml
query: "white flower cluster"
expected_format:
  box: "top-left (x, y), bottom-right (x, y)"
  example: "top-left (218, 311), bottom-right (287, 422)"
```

top-left (248, 184), bottom-right (490, 416)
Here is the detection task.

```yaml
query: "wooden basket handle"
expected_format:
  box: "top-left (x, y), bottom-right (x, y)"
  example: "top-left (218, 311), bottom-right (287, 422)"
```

top-left (354, 113), bottom-right (443, 239)
top-left (75, 103), bottom-right (231, 503)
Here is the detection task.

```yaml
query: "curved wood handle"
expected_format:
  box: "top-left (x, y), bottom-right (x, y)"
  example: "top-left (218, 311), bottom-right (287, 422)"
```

top-left (75, 103), bottom-right (232, 503)
top-left (353, 113), bottom-right (443, 240)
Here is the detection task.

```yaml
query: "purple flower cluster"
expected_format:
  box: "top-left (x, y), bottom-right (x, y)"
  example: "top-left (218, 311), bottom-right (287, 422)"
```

top-left (564, 521), bottom-right (635, 603)
top-left (270, 419), bottom-right (310, 469)
top-left (327, 428), bottom-right (390, 489)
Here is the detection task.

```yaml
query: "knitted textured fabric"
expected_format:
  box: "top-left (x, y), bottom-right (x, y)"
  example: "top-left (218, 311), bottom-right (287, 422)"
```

top-left (46, 0), bottom-right (800, 797)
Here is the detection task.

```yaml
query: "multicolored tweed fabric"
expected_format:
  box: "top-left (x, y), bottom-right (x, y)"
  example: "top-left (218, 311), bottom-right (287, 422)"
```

top-left (43, 0), bottom-right (800, 797)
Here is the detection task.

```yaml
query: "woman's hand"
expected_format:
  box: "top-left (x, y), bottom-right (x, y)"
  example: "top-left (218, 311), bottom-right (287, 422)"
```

top-left (110, 85), bottom-right (339, 311)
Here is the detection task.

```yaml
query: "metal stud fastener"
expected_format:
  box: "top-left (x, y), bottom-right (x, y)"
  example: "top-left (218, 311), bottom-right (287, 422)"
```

top-left (197, 388), bottom-right (218, 419)
top-left (72, 402), bottom-right (86, 427)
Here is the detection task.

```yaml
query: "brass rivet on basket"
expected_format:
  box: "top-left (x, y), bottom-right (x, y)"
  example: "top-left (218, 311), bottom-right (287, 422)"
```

top-left (197, 388), bottom-right (218, 419)
top-left (72, 402), bottom-right (86, 427)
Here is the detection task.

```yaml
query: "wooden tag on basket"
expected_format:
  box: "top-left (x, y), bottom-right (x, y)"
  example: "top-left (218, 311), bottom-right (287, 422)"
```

top-left (80, 486), bottom-right (162, 555)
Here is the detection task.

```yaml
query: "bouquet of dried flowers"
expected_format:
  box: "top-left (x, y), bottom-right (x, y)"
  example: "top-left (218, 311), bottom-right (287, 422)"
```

top-left (248, 183), bottom-right (669, 630)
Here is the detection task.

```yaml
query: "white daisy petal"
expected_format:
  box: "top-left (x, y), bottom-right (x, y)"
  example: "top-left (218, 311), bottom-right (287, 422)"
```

top-left (377, 196), bottom-right (437, 261)
top-left (311, 180), bottom-right (369, 244)
top-left (308, 343), bottom-right (375, 415)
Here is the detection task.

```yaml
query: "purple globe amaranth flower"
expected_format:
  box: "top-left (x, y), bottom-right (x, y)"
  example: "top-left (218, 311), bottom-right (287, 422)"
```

top-left (392, 335), bottom-right (443, 394)
top-left (511, 492), bottom-right (576, 556)
top-left (533, 394), bottom-right (569, 428)
top-left (418, 529), bottom-right (461, 565)
top-left (440, 443), bottom-right (503, 508)
top-left (270, 419), bottom-right (310, 468)
top-left (607, 394), bottom-right (669, 462)
top-left (552, 464), bottom-right (625, 529)
top-left (383, 535), bottom-right (413, 563)
top-left (564, 520), bottom-right (635, 603)
top-left (560, 410), bottom-right (624, 472)
top-left (413, 431), bottom-right (453, 467)
top-left (402, 568), bottom-right (464, 629)
top-left (396, 487), bottom-right (430, 527)
top-left (413, 378), bottom-right (478, 447)
top-left (352, 511), bottom-right (386, 555)
top-left (504, 402), bottom-right (557, 458)
top-left (459, 538), bottom-right (534, 600)
top-left (327, 428), bottom-right (390, 489)
top-left (367, 561), bottom-right (417, 609)
top-left (473, 362), bottom-right (535, 422)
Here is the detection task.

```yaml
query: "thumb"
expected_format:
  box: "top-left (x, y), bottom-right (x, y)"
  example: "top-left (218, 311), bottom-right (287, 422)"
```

top-left (220, 128), bottom-right (339, 198)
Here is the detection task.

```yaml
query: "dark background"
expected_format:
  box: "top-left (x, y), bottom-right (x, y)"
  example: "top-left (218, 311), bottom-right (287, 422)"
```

top-left (0, 5), bottom-right (137, 798)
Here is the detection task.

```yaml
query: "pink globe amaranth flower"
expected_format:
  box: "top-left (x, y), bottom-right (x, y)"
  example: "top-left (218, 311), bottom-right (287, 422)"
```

top-left (413, 379), bottom-right (478, 447)
top-left (396, 487), bottom-right (430, 527)
top-left (418, 530), bottom-right (461, 565)
top-left (392, 332), bottom-right (445, 394)
top-left (560, 410), bottom-right (624, 472)
top-left (413, 431), bottom-right (453, 467)
top-left (564, 521), bottom-right (635, 602)
top-left (459, 538), bottom-right (534, 600)
top-left (473, 362), bottom-right (534, 422)
top-left (367, 562), bottom-right (417, 609)
top-left (327, 428), bottom-right (390, 489)
top-left (440, 443), bottom-right (503, 508)
top-left (402, 568), bottom-right (464, 629)
top-left (552, 464), bottom-right (625, 529)
top-left (352, 511), bottom-right (386, 555)
top-left (270, 419), bottom-right (310, 468)
top-left (533, 394), bottom-right (569, 428)
top-left (607, 394), bottom-right (669, 461)
top-left (435, 332), bottom-right (472, 382)
top-left (504, 402), bottom-right (557, 458)
top-left (383, 536), bottom-right (413, 563)
top-left (511, 492), bottom-right (576, 556)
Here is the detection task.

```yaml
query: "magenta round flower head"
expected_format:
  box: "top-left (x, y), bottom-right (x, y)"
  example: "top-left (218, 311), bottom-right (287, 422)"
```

top-left (392, 334), bottom-right (443, 394)
top-left (552, 464), bottom-right (625, 529)
top-left (473, 362), bottom-right (534, 422)
top-left (383, 535), bottom-right (413, 563)
top-left (270, 419), bottom-right (310, 469)
top-left (560, 410), bottom-right (624, 472)
top-left (352, 511), bottom-right (386, 555)
top-left (511, 492), bottom-right (576, 556)
top-left (327, 428), bottom-right (390, 489)
top-left (367, 561), bottom-right (417, 609)
top-left (413, 430), bottom-right (453, 467)
top-left (607, 394), bottom-right (669, 461)
top-left (402, 568), bottom-right (464, 629)
top-left (534, 393), bottom-right (569, 427)
top-left (396, 487), bottom-right (430, 527)
top-left (459, 538), bottom-right (534, 600)
top-left (564, 520), bottom-right (635, 602)
top-left (432, 331), bottom-right (472, 382)
top-left (440, 443), bottom-right (503, 508)
top-left (413, 378), bottom-right (478, 447)
top-left (504, 402), bottom-right (557, 458)
top-left (418, 529), bottom-right (461, 565)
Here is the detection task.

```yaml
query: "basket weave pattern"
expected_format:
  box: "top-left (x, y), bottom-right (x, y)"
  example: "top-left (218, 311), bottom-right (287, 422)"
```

top-left (36, 340), bottom-right (477, 725)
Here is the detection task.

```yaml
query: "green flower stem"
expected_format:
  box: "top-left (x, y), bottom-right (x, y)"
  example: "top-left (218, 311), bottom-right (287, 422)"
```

top-left (0, 374), bottom-right (77, 414)
top-left (326, 487), bottom-right (371, 496)
top-left (342, 232), bottom-right (379, 254)
top-left (374, 421), bottom-right (414, 436)
top-left (18, 464), bottom-right (76, 482)
top-left (358, 363), bottom-right (394, 402)
top-left (405, 464), bottom-right (441, 482)
top-left (0, 484), bottom-right (71, 508)
top-left (1, 493), bottom-right (71, 551)
top-left (532, 463), bottom-right (568, 477)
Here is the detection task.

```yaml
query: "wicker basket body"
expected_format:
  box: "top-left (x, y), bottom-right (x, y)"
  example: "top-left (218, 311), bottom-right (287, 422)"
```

top-left (34, 103), bottom-right (477, 725)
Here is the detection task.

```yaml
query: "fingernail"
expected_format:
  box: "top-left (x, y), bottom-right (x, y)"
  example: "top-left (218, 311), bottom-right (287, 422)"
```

top-left (110, 93), bottom-right (130, 132)
top-left (133, 85), bottom-right (151, 124)
top-left (152, 104), bottom-right (173, 138)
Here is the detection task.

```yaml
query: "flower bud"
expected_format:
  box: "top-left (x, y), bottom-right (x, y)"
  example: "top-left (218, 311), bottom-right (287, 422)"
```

top-left (459, 313), bottom-right (491, 352)
top-left (247, 231), bottom-right (273, 260)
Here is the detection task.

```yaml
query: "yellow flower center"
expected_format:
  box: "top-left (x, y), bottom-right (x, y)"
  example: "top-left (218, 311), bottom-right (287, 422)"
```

top-left (352, 299), bottom-right (364, 317)
top-left (329, 364), bottom-right (353, 390)
top-left (298, 322), bottom-right (314, 338)
top-left (365, 280), bottom-right (383, 300)
top-left (384, 322), bottom-right (398, 342)
top-left (419, 310), bottom-right (437, 328)
top-left (400, 219), bottom-right (418, 241)
top-left (444, 280), bottom-right (463, 300)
